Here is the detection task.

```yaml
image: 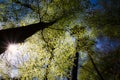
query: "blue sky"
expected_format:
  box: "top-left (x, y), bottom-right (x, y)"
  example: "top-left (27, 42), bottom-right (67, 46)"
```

top-left (90, 0), bottom-right (97, 4)
top-left (95, 37), bottom-right (120, 53)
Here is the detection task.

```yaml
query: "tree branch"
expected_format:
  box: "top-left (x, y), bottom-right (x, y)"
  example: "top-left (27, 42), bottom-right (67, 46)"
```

top-left (71, 52), bottom-right (79, 80)
top-left (88, 53), bottom-right (105, 80)
top-left (13, 0), bottom-right (37, 12)
top-left (41, 30), bottom-right (55, 80)
top-left (0, 21), bottom-right (56, 54)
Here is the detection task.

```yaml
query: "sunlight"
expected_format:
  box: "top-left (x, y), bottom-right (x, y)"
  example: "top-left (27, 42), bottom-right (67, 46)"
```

top-left (7, 44), bottom-right (18, 53)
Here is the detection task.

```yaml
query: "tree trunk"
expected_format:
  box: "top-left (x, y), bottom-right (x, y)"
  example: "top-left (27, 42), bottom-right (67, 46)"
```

top-left (88, 53), bottom-right (105, 80)
top-left (71, 52), bottom-right (79, 80)
top-left (0, 21), bottom-right (55, 54)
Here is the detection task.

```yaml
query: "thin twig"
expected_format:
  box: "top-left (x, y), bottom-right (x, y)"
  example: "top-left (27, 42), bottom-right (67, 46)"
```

top-left (41, 30), bottom-right (54, 80)
top-left (88, 53), bottom-right (105, 80)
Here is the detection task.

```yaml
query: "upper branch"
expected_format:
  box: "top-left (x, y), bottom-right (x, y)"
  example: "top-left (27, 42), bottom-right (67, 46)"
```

top-left (13, 0), bottom-right (37, 12)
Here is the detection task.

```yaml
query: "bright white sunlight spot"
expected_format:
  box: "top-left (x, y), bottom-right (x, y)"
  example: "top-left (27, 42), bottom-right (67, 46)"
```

top-left (7, 43), bottom-right (18, 53)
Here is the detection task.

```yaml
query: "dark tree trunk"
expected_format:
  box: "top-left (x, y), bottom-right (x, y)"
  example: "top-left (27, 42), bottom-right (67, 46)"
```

top-left (71, 52), bottom-right (79, 80)
top-left (88, 53), bottom-right (105, 80)
top-left (0, 21), bottom-right (56, 54)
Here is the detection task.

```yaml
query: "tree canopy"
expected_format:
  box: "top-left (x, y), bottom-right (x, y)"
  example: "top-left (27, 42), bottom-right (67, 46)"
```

top-left (0, 0), bottom-right (120, 80)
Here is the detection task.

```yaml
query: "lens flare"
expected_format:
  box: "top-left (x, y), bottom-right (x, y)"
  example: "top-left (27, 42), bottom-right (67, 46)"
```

top-left (7, 44), bottom-right (18, 53)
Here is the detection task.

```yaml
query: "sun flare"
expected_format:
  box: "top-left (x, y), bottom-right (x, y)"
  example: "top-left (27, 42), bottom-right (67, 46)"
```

top-left (7, 44), bottom-right (18, 53)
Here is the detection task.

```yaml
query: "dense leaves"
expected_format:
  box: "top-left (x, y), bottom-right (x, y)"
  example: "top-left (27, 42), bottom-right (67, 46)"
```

top-left (0, 0), bottom-right (120, 80)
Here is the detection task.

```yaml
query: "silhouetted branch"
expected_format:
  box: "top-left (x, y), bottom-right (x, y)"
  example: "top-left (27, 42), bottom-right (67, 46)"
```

top-left (88, 53), bottom-right (105, 80)
top-left (41, 30), bottom-right (54, 80)
top-left (13, 0), bottom-right (35, 10)
top-left (71, 52), bottom-right (79, 80)
top-left (0, 21), bottom-right (56, 54)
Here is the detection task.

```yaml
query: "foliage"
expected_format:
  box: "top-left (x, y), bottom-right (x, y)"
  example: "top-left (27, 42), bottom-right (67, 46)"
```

top-left (79, 49), bottom-right (120, 80)
top-left (0, 0), bottom-right (120, 80)
top-left (85, 0), bottom-right (120, 39)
